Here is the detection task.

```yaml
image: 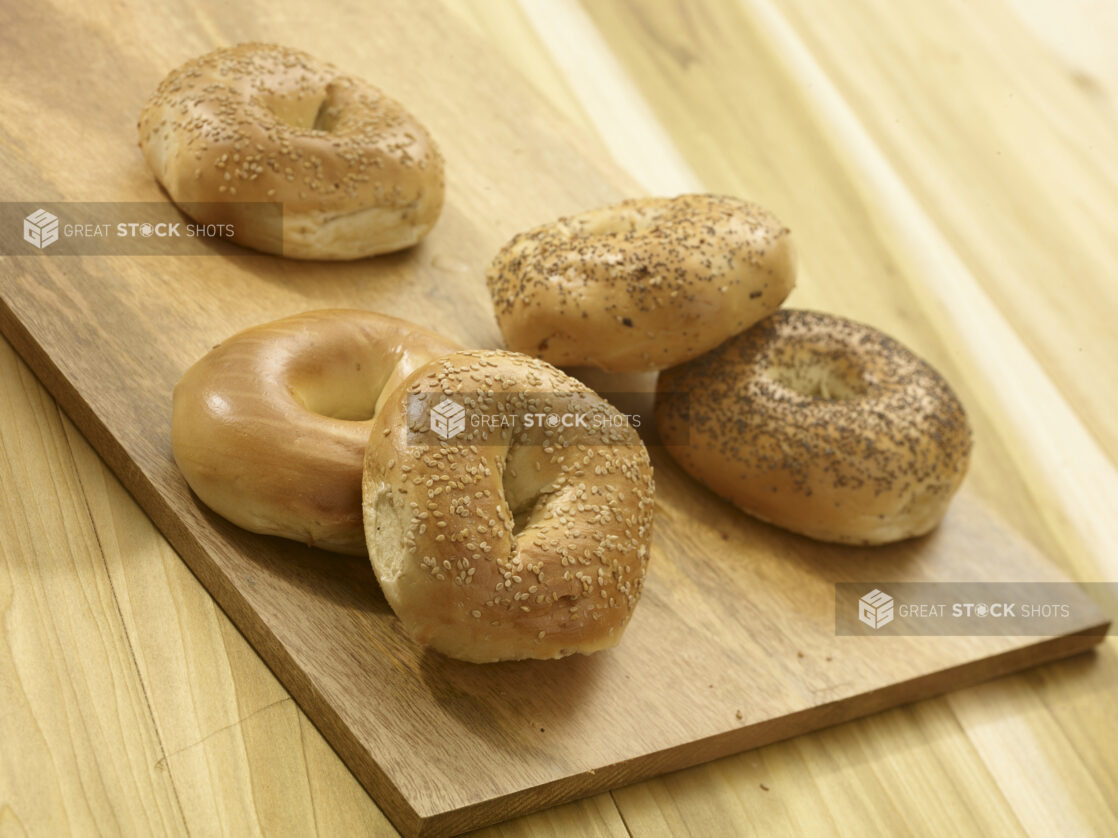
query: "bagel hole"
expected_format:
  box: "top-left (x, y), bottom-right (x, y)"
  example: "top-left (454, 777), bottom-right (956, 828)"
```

top-left (313, 401), bottom-right (377, 421)
top-left (512, 505), bottom-right (535, 536)
top-left (502, 448), bottom-right (554, 536)
top-left (312, 90), bottom-right (342, 132)
top-left (567, 210), bottom-right (658, 238)
top-left (507, 486), bottom-right (551, 537)
top-left (765, 345), bottom-right (868, 401)
top-left (261, 84), bottom-right (343, 132)
top-left (290, 369), bottom-right (384, 422)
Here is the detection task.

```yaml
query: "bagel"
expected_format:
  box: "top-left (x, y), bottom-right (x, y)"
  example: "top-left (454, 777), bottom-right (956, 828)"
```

top-left (138, 43), bottom-right (445, 259)
top-left (172, 310), bottom-right (459, 554)
top-left (486, 194), bottom-right (796, 372)
top-left (363, 350), bottom-right (655, 662)
top-left (656, 310), bottom-right (972, 545)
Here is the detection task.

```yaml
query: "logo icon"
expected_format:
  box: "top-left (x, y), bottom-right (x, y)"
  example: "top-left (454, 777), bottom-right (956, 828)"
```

top-left (24, 209), bottom-right (59, 249)
top-left (429, 398), bottom-right (465, 440)
top-left (858, 588), bottom-right (894, 629)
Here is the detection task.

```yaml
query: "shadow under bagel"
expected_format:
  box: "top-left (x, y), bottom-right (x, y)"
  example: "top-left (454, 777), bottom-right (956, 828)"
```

top-left (415, 645), bottom-right (607, 756)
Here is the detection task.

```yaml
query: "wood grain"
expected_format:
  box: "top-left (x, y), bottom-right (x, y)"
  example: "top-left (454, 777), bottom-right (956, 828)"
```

top-left (2, 0), bottom-right (1116, 836)
top-left (0, 340), bottom-right (183, 838)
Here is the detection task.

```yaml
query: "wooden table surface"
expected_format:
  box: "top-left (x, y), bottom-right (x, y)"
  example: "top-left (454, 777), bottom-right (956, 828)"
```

top-left (2, 0), bottom-right (1117, 835)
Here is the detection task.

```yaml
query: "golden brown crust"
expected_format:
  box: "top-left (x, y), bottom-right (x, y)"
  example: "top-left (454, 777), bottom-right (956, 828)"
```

top-left (656, 310), bottom-right (972, 545)
top-left (363, 350), bottom-right (655, 662)
top-left (171, 310), bottom-right (459, 554)
top-left (138, 43), bottom-right (444, 259)
top-left (486, 194), bottom-right (796, 372)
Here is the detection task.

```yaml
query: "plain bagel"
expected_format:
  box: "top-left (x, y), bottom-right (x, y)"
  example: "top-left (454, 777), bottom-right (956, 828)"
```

top-left (363, 350), bottom-right (655, 662)
top-left (138, 43), bottom-right (445, 259)
top-left (172, 310), bottom-right (459, 554)
top-left (486, 194), bottom-right (796, 371)
top-left (656, 310), bottom-right (972, 545)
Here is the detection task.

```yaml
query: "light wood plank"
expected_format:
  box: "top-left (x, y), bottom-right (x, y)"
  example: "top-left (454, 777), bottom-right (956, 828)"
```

top-left (1003, 0), bottom-right (1118, 99)
top-left (441, 0), bottom-right (595, 134)
top-left (613, 693), bottom-right (1030, 838)
top-left (0, 337), bottom-right (184, 838)
top-left (470, 794), bottom-right (629, 838)
top-left (517, 0), bottom-right (698, 194)
top-left (947, 639), bottom-right (1118, 837)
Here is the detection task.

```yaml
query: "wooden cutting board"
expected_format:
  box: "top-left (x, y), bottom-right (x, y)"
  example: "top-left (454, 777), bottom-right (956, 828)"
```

top-left (0, 2), bottom-right (1108, 835)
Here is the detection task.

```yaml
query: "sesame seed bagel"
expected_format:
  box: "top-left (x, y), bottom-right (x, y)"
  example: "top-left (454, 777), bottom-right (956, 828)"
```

top-left (138, 43), bottom-right (445, 259)
top-left (363, 350), bottom-right (655, 662)
top-left (486, 194), bottom-right (796, 372)
top-left (656, 310), bottom-right (972, 545)
top-left (172, 310), bottom-right (459, 555)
